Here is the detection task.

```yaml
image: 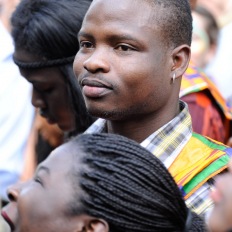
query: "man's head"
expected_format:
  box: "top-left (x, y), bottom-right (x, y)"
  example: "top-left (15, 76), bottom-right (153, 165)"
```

top-left (74, 0), bottom-right (192, 122)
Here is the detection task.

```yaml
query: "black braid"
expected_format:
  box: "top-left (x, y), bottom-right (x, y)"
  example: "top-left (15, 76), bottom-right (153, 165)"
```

top-left (68, 133), bottom-right (206, 232)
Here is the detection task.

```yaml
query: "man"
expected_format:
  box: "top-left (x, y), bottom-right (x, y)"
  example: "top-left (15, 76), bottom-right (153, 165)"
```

top-left (74, 0), bottom-right (232, 216)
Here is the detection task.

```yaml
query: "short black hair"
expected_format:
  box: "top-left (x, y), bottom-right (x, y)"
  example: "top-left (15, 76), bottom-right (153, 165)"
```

top-left (11, 0), bottom-right (94, 134)
top-left (67, 133), bottom-right (205, 231)
top-left (147, 0), bottom-right (193, 47)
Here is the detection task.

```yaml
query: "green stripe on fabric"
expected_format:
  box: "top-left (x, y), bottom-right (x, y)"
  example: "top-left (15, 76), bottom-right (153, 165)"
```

top-left (192, 133), bottom-right (227, 150)
top-left (183, 155), bottom-right (229, 195)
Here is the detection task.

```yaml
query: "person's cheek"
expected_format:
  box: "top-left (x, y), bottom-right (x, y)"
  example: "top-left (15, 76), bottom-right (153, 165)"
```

top-left (228, 159), bottom-right (232, 172)
top-left (210, 187), bottom-right (222, 204)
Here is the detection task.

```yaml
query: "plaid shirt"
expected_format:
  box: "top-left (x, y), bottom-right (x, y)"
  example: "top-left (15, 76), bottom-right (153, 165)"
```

top-left (85, 101), bottom-right (214, 216)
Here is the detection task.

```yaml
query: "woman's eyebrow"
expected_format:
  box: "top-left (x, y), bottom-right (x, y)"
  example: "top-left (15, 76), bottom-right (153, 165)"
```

top-left (36, 165), bottom-right (50, 175)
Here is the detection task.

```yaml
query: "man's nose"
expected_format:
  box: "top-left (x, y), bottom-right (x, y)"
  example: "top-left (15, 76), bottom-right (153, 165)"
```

top-left (83, 48), bottom-right (110, 74)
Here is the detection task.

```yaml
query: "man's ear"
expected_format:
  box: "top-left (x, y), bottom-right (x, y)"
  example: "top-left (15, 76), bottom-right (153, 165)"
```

top-left (85, 218), bottom-right (109, 232)
top-left (170, 44), bottom-right (191, 79)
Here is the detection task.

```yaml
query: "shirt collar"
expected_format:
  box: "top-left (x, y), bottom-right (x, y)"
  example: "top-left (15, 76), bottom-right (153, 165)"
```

top-left (85, 101), bottom-right (192, 167)
top-left (140, 101), bottom-right (192, 167)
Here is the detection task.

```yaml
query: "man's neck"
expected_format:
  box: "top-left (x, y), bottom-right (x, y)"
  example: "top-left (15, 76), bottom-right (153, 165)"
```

top-left (106, 105), bottom-right (180, 143)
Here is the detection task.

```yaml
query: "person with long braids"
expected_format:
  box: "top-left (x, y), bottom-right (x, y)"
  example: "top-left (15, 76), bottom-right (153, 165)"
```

top-left (1, 133), bottom-right (206, 232)
top-left (9, 0), bottom-right (94, 172)
top-left (11, 0), bottom-right (94, 136)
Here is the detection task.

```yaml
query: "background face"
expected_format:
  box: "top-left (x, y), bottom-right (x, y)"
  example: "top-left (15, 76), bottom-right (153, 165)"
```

top-left (191, 12), bottom-right (211, 68)
top-left (4, 144), bottom-right (84, 232)
top-left (14, 50), bottom-right (76, 132)
top-left (197, 0), bottom-right (230, 21)
top-left (209, 173), bottom-right (232, 232)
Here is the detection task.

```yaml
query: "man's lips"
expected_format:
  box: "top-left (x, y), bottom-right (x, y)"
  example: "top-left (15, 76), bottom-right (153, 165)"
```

top-left (80, 78), bottom-right (113, 98)
top-left (80, 78), bottom-right (112, 89)
top-left (1, 210), bottom-right (15, 231)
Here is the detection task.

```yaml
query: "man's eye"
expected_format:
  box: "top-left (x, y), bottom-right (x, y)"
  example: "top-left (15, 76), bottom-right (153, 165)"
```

top-left (80, 41), bottom-right (93, 48)
top-left (116, 44), bottom-right (134, 51)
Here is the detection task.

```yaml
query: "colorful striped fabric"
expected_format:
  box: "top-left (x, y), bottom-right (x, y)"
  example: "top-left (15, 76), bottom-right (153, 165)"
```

top-left (169, 132), bottom-right (232, 200)
top-left (181, 63), bottom-right (232, 120)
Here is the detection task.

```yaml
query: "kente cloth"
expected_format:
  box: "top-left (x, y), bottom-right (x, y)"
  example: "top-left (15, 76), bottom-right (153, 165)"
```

top-left (170, 132), bottom-right (232, 200)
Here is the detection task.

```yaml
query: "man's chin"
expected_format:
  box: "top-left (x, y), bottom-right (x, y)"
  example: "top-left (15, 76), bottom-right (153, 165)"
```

top-left (88, 108), bottom-right (121, 120)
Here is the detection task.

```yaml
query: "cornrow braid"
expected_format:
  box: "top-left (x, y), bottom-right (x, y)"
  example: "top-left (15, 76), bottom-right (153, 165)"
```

top-left (13, 56), bottom-right (75, 69)
top-left (69, 133), bottom-right (206, 232)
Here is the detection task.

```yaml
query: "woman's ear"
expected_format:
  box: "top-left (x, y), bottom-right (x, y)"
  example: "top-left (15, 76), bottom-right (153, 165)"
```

top-left (85, 218), bottom-right (109, 232)
top-left (171, 44), bottom-right (191, 79)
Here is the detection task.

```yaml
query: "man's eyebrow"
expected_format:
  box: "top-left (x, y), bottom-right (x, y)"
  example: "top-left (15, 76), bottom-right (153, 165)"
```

top-left (78, 31), bottom-right (139, 43)
top-left (78, 31), bottom-right (94, 39)
top-left (108, 34), bottom-right (137, 41)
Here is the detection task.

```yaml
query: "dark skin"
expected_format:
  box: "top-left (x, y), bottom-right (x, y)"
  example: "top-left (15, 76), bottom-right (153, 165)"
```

top-left (14, 49), bottom-right (76, 133)
top-left (74, 0), bottom-right (190, 143)
top-left (2, 143), bottom-right (108, 232)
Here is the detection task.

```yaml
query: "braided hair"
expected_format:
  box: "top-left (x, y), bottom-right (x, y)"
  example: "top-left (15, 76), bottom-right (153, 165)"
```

top-left (10, 0), bottom-right (95, 134)
top-left (68, 133), bottom-right (206, 232)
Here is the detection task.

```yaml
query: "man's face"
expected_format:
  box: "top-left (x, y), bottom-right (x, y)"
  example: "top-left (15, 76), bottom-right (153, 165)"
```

top-left (74, 0), bottom-right (174, 121)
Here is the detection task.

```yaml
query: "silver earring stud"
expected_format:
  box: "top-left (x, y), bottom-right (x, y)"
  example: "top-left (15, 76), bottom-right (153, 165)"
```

top-left (172, 73), bottom-right (176, 83)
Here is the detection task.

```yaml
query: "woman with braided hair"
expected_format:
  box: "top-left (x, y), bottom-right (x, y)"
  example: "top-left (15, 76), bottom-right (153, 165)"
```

top-left (2, 133), bottom-right (206, 232)
top-left (11, 0), bottom-right (94, 135)
top-left (9, 0), bottom-right (95, 168)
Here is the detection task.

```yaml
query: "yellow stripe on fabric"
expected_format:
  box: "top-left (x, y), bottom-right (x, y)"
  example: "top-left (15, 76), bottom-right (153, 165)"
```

top-left (169, 135), bottom-right (226, 187)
